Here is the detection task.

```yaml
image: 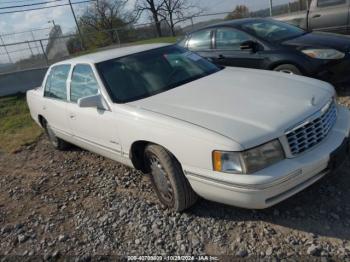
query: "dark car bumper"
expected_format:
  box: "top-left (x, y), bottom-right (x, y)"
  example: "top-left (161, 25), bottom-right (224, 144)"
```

top-left (327, 136), bottom-right (350, 172)
top-left (308, 55), bottom-right (350, 87)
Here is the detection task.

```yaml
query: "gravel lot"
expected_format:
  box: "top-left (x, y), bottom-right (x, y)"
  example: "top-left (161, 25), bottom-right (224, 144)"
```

top-left (0, 91), bottom-right (350, 261)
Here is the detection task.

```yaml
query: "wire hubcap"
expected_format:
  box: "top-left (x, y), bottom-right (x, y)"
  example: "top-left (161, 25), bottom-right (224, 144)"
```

top-left (149, 155), bottom-right (174, 203)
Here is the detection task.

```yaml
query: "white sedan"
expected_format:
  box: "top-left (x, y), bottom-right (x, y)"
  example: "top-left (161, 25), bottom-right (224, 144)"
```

top-left (27, 43), bottom-right (350, 211)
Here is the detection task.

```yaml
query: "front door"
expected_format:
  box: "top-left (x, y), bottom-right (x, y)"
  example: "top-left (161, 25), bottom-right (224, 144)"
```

top-left (212, 27), bottom-right (264, 69)
top-left (309, 0), bottom-right (349, 34)
top-left (66, 64), bottom-right (122, 158)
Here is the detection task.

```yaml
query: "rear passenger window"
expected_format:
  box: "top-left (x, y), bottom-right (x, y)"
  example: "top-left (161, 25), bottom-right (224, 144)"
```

top-left (70, 64), bottom-right (99, 103)
top-left (317, 0), bottom-right (346, 7)
top-left (44, 65), bottom-right (70, 100)
top-left (188, 29), bottom-right (212, 51)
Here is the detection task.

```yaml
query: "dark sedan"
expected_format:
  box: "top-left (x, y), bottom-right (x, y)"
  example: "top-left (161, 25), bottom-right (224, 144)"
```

top-left (178, 18), bottom-right (350, 87)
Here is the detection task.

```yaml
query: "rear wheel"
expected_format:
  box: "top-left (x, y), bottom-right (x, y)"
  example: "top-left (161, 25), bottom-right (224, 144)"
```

top-left (273, 64), bottom-right (302, 75)
top-left (144, 144), bottom-right (198, 212)
top-left (43, 120), bottom-right (70, 150)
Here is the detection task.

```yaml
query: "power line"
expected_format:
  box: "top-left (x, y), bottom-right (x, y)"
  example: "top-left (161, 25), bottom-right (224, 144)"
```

top-left (0, 0), bottom-right (41, 5)
top-left (0, 0), bottom-right (95, 15)
top-left (0, 0), bottom-right (65, 10)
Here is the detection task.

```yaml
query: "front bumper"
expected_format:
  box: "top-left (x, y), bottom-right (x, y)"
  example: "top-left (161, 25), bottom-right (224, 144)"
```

top-left (184, 105), bottom-right (350, 209)
top-left (309, 56), bottom-right (350, 86)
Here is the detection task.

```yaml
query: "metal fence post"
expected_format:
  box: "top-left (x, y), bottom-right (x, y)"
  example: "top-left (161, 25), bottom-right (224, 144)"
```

top-left (269, 0), bottom-right (273, 16)
top-left (39, 40), bottom-right (49, 66)
top-left (27, 41), bottom-right (33, 56)
top-left (68, 0), bottom-right (85, 50)
top-left (115, 29), bottom-right (121, 47)
top-left (0, 34), bottom-right (12, 64)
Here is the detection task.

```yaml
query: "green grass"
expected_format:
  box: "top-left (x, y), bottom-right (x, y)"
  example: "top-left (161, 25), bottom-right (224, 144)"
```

top-left (132, 36), bottom-right (178, 45)
top-left (0, 94), bottom-right (42, 153)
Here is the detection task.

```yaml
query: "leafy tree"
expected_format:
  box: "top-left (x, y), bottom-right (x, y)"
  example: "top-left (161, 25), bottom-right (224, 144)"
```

top-left (159, 0), bottom-right (203, 36)
top-left (78, 0), bottom-right (134, 49)
top-left (225, 5), bottom-right (250, 20)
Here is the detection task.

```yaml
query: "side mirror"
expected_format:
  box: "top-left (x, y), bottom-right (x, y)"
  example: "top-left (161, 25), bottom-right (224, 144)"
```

top-left (240, 40), bottom-right (258, 52)
top-left (78, 94), bottom-right (109, 111)
top-left (206, 57), bottom-right (214, 63)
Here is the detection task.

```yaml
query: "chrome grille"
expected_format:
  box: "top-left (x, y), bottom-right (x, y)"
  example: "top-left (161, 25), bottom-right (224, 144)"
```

top-left (286, 101), bottom-right (337, 156)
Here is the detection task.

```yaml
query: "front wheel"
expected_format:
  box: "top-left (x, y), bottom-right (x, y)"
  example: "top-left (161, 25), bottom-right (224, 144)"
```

top-left (273, 64), bottom-right (302, 75)
top-left (144, 145), bottom-right (198, 212)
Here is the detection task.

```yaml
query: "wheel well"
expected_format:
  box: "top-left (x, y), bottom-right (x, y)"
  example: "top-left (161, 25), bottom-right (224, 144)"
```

top-left (38, 115), bottom-right (46, 128)
top-left (130, 141), bottom-right (150, 173)
top-left (269, 62), bottom-right (304, 74)
top-left (129, 141), bottom-right (181, 174)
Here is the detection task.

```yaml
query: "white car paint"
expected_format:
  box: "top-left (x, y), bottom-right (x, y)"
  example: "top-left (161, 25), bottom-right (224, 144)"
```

top-left (27, 43), bottom-right (350, 209)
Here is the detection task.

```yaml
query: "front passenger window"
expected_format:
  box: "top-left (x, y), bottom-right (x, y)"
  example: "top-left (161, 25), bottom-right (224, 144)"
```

top-left (70, 64), bottom-right (99, 103)
top-left (215, 28), bottom-right (251, 50)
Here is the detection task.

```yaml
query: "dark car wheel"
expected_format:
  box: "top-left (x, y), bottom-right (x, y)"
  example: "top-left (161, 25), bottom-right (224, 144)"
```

top-left (43, 120), bottom-right (70, 150)
top-left (144, 144), bottom-right (198, 212)
top-left (273, 64), bottom-right (302, 75)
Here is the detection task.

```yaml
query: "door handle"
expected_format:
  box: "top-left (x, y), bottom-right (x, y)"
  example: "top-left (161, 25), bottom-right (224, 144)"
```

top-left (312, 14), bottom-right (321, 18)
top-left (69, 114), bottom-right (76, 119)
top-left (218, 54), bottom-right (225, 60)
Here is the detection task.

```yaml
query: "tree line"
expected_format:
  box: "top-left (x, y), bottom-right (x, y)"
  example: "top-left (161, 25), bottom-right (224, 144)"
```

top-left (66, 0), bottom-right (202, 52)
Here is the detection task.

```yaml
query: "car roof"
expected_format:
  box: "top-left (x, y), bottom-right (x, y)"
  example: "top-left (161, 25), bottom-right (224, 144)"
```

top-left (190, 17), bottom-right (271, 32)
top-left (54, 43), bottom-right (172, 65)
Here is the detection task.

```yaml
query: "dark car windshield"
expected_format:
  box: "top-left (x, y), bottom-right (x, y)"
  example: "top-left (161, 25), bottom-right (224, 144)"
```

top-left (96, 45), bottom-right (221, 103)
top-left (241, 19), bottom-right (306, 42)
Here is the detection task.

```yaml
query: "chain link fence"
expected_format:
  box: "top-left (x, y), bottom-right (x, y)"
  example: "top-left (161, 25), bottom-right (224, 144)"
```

top-left (0, 1), bottom-right (311, 75)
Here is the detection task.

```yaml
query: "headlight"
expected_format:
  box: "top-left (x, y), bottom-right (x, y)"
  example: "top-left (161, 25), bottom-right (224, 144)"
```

top-left (241, 140), bottom-right (285, 174)
top-left (213, 140), bottom-right (285, 174)
top-left (302, 49), bottom-right (345, 60)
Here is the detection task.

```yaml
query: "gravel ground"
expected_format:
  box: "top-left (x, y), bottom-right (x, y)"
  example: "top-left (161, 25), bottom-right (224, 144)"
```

top-left (0, 92), bottom-right (350, 261)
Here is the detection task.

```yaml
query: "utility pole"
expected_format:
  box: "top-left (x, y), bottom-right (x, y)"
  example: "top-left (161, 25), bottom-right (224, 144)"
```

top-left (0, 34), bottom-right (12, 64)
top-left (48, 20), bottom-right (56, 28)
top-left (68, 0), bottom-right (85, 50)
top-left (269, 0), bottom-right (273, 16)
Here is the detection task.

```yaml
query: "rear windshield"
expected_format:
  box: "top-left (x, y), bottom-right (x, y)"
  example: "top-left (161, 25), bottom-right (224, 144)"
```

top-left (96, 45), bottom-right (221, 103)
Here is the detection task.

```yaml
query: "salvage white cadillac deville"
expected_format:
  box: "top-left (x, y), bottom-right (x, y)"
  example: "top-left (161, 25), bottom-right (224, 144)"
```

top-left (27, 44), bottom-right (350, 211)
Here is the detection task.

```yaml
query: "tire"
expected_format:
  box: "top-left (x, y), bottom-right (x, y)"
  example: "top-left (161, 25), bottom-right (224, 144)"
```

top-left (43, 120), bottom-right (70, 150)
top-left (144, 144), bottom-right (198, 212)
top-left (273, 64), bottom-right (302, 75)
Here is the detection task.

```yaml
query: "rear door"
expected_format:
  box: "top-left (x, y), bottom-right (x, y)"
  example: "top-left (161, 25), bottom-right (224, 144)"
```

top-left (65, 64), bottom-right (122, 157)
top-left (42, 64), bottom-right (71, 138)
top-left (308, 0), bottom-right (349, 34)
top-left (212, 27), bottom-right (264, 69)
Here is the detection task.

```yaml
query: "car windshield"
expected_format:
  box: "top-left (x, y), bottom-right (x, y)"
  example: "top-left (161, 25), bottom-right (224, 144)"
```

top-left (241, 20), bottom-right (306, 42)
top-left (96, 45), bottom-right (221, 103)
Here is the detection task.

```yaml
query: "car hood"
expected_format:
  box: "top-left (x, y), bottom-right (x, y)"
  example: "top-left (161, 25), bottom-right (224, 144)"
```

top-left (282, 31), bottom-right (350, 52)
top-left (130, 67), bottom-right (334, 149)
